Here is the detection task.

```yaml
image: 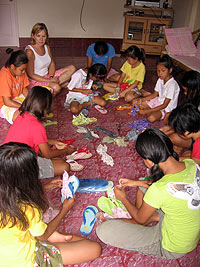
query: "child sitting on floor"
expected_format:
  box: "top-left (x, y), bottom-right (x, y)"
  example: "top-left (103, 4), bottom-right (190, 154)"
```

top-left (65, 63), bottom-right (107, 116)
top-left (103, 45), bottom-right (148, 102)
top-left (160, 70), bottom-right (200, 151)
top-left (96, 128), bottom-right (200, 259)
top-left (4, 86), bottom-right (74, 179)
top-left (0, 48), bottom-right (29, 124)
top-left (134, 55), bottom-right (180, 124)
top-left (168, 103), bottom-right (200, 165)
top-left (0, 142), bottom-right (101, 266)
top-left (86, 40), bottom-right (120, 82)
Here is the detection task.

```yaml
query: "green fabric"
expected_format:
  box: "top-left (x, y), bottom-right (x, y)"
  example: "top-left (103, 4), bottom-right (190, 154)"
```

top-left (144, 159), bottom-right (200, 254)
top-left (97, 196), bottom-right (127, 215)
top-left (34, 240), bottom-right (63, 266)
top-left (102, 136), bottom-right (129, 147)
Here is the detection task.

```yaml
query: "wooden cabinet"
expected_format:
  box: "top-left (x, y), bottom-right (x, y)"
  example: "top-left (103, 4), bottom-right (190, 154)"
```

top-left (121, 6), bottom-right (173, 55)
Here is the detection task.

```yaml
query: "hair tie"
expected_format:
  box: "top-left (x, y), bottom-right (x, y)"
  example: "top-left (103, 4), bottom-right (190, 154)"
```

top-left (95, 74), bottom-right (106, 78)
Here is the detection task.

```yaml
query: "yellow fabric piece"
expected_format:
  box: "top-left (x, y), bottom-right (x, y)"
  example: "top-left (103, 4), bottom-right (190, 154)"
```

top-left (0, 205), bottom-right (47, 267)
top-left (144, 159), bottom-right (200, 254)
top-left (120, 61), bottom-right (145, 89)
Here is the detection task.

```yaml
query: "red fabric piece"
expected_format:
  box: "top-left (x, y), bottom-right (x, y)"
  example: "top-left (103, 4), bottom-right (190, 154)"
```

top-left (120, 82), bottom-right (129, 91)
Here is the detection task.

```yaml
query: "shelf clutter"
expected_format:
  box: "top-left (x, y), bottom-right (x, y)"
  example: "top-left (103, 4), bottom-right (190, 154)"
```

top-left (121, 5), bottom-right (174, 55)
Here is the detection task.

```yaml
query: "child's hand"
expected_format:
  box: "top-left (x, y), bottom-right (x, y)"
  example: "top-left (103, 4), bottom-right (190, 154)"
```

top-left (92, 84), bottom-right (99, 90)
top-left (43, 178), bottom-right (63, 191)
top-left (114, 185), bottom-right (127, 201)
top-left (66, 145), bottom-right (75, 155)
top-left (62, 195), bottom-right (75, 211)
top-left (138, 109), bottom-right (148, 115)
top-left (55, 141), bottom-right (67, 150)
top-left (119, 178), bottom-right (151, 188)
top-left (119, 178), bottom-right (135, 188)
top-left (82, 89), bottom-right (93, 95)
top-left (132, 99), bottom-right (138, 106)
top-left (119, 91), bottom-right (126, 98)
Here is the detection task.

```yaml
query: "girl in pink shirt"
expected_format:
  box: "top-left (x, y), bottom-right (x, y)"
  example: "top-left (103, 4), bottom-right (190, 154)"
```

top-left (4, 86), bottom-right (74, 179)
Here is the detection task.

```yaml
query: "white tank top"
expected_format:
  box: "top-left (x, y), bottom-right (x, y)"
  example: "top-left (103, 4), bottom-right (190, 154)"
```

top-left (26, 45), bottom-right (51, 76)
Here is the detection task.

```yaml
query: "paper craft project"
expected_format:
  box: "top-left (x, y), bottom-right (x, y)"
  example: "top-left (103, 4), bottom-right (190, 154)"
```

top-left (127, 119), bottom-right (152, 131)
top-left (97, 196), bottom-right (131, 219)
top-left (61, 171), bottom-right (79, 202)
top-left (97, 144), bottom-right (114, 167)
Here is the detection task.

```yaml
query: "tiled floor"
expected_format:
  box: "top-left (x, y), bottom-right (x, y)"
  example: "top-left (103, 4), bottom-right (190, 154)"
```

top-left (0, 51), bottom-right (199, 267)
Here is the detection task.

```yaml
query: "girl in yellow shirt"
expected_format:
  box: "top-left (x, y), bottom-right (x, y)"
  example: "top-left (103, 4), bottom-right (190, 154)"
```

top-left (0, 142), bottom-right (101, 266)
top-left (103, 45), bottom-right (149, 102)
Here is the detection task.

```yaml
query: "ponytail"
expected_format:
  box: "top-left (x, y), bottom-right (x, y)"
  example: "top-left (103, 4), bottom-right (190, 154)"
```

top-left (135, 128), bottom-right (179, 182)
top-left (150, 163), bottom-right (164, 182)
top-left (122, 45), bottom-right (145, 64)
top-left (87, 63), bottom-right (107, 81)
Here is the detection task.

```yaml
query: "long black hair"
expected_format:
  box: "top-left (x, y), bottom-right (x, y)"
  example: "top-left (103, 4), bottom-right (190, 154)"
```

top-left (168, 103), bottom-right (200, 135)
top-left (135, 128), bottom-right (179, 182)
top-left (5, 48), bottom-right (28, 68)
top-left (19, 86), bottom-right (53, 121)
top-left (156, 54), bottom-right (175, 76)
top-left (0, 142), bottom-right (48, 231)
top-left (94, 41), bottom-right (108, 55)
top-left (87, 63), bottom-right (107, 81)
top-left (181, 71), bottom-right (200, 107)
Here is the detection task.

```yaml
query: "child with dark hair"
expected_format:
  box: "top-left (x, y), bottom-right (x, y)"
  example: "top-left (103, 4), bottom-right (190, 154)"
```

top-left (0, 142), bottom-right (101, 266)
top-left (168, 103), bottom-right (200, 165)
top-left (135, 54), bottom-right (180, 123)
top-left (103, 45), bottom-right (147, 102)
top-left (161, 71), bottom-right (200, 151)
top-left (86, 41), bottom-right (119, 82)
top-left (181, 70), bottom-right (200, 107)
top-left (0, 48), bottom-right (29, 124)
top-left (64, 63), bottom-right (107, 115)
top-left (96, 128), bottom-right (200, 259)
top-left (4, 86), bottom-right (74, 179)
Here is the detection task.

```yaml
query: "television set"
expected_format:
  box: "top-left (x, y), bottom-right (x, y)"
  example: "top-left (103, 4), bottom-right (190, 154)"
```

top-left (131, 0), bottom-right (165, 8)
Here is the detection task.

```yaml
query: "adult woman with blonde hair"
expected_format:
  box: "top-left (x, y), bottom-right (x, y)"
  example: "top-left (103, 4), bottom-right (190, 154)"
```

top-left (25, 23), bottom-right (75, 95)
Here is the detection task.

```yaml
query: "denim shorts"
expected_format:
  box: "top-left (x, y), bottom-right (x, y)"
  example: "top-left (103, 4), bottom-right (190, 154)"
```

top-left (37, 157), bottom-right (54, 179)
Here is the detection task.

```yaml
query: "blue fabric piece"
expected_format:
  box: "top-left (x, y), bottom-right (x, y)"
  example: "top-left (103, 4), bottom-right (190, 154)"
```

top-left (61, 175), bottom-right (79, 203)
top-left (79, 178), bottom-right (108, 188)
top-left (86, 43), bottom-right (115, 67)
